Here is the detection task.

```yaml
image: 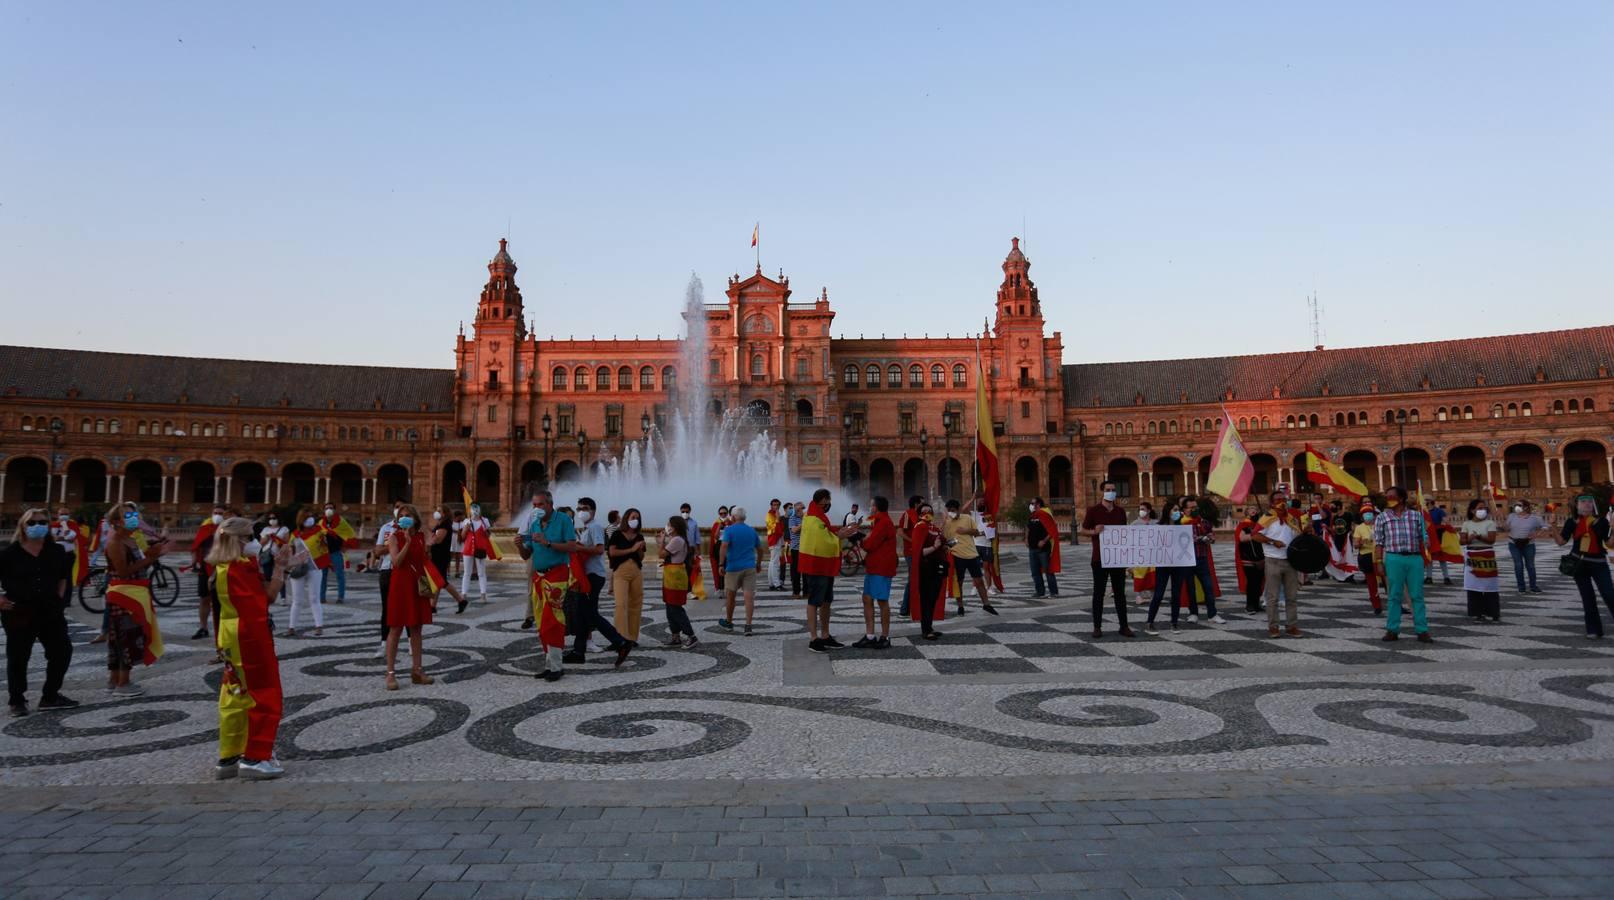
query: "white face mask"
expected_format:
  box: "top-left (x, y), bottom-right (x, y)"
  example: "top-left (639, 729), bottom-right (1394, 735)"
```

top-left (211, 514), bottom-right (223, 525)
top-left (324, 507), bottom-right (334, 516)
top-left (1475, 508), bottom-right (1489, 520)
top-left (948, 511), bottom-right (959, 519)
top-left (682, 513), bottom-right (692, 520)
top-left (303, 517), bottom-right (316, 528)
top-left (533, 508), bottom-right (547, 521)
top-left (577, 510), bottom-right (593, 525)
top-left (433, 511), bottom-right (442, 521)
top-left (1103, 491), bottom-right (1117, 502)
top-left (1514, 505), bottom-right (1524, 513)
top-left (1028, 504), bottom-right (1037, 513)
top-left (268, 518), bottom-right (278, 527)
top-left (58, 513), bottom-right (70, 521)
top-left (628, 517), bottom-right (640, 529)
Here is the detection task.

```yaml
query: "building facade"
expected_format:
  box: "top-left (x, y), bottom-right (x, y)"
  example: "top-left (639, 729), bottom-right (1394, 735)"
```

top-left (4, 238), bottom-right (1612, 527)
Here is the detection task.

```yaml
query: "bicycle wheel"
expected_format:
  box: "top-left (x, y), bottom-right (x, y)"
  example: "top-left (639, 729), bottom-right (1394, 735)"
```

top-left (78, 569), bottom-right (108, 615)
top-left (151, 564), bottom-right (183, 607)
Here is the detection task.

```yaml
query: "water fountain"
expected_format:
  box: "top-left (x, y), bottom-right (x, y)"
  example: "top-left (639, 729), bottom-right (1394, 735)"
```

top-left (543, 273), bottom-right (820, 525)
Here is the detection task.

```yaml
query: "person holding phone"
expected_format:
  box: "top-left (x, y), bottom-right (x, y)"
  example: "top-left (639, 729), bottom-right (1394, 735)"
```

top-left (103, 502), bottom-right (171, 697)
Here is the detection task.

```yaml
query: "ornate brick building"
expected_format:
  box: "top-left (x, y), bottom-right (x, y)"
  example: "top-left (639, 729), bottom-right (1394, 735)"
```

top-left (4, 238), bottom-right (1612, 527)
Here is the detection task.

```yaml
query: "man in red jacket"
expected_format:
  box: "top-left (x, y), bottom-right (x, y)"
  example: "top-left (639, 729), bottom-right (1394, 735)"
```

top-left (853, 496), bottom-right (900, 649)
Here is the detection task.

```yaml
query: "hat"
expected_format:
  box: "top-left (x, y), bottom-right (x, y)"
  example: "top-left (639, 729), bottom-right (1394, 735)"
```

top-left (218, 516), bottom-right (255, 538)
top-left (1359, 500), bottom-right (1376, 514)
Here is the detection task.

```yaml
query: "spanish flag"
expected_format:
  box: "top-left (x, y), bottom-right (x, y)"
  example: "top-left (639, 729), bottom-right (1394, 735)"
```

top-left (751, 222), bottom-right (759, 248)
top-left (297, 525), bottom-right (332, 570)
top-left (68, 519), bottom-right (93, 586)
top-left (798, 501), bottom-right (841, 576)
top-left (325, 514), bottom-right (359, 550)
top-left (1206, 416), bottom-right (1255, 502)
top-left (1487, 482), bottom-right (1508, 502)
top-left (423, 559), bottom-right (447, 596)
top-left (1302, 443), bottom-right (1368, 500)
top-left (974, 350), bottom-right (999, 517)
top-left (461, 482), bottom-right (475, 510)
top-left (107, 579), bottom-right (165, 665)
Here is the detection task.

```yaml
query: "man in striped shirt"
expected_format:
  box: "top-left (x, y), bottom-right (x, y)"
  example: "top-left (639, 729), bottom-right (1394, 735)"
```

top-left (1372, 486), bottom-right (1433, 643)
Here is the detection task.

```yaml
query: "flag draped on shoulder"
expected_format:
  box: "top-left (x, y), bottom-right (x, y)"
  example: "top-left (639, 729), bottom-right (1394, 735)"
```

top-left (107, 579), bottom-right (164, 665)
top-left (974, 350), bottom-right (999, 517)
top-left (797, 502), bottom-right (841, 576)
top-left (296, 525), bottom-right (332, 569)
top-left (1302, 444), bottom-right (1368, 500)
top-left (1206, 415), bottom-right (1254, 502)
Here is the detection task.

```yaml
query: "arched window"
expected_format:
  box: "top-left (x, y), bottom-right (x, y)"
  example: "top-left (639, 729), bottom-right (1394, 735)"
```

top-left (662, 366), bottom-right (676, 391)
top-left (952, 364), bottom-right (967, 386)
top-left (136, 421), bottom-right (148, 435)
top-left (163, 421), bottom-right (175, 435)
top-left (385, 428), bottom-right (394, 441)
top-left (80, 418), bottom-right (91, 433)
top-left (1521, 401), bottom-right (1532, 416)
top-left (844, 364), bottom-right (858, 386)
top-left (595, 366), bottom-right (610, 389)
top-left (1436, 407), bottom-right (1448, 421)
top-left (1585, 398), bottom-right (1596, 412)
top-left (1147, 421), bottom-right (1157, 434)
top-left (886, 364), bottom-right (901, 387)
top-left (243, 425), bottom-right (252, 438)
top-left (1384, 410), bottom-right (1396, 424)
top-left (618, 367), bottom-right (632, 389)
top-left (1554, 399), bottom-right (1566, 414)
top-left (1462, 405), bottom-right (1473, 419)
top-left (361, 427), bottom-right (370, 440)
top-left (552, 367), bottom-right (567, 390)
top-left (1104, 423), bottom-right (1114, 435)
top-left (1570, 398), bottom-right (1581, 413)
top-left (1125, 422), bottom-right (1134, 434)
top-left (1285, 415), bottom-right (1296, 428)
top-left (1334, 413), bottom-right (1345, 427)
top-left (639, 366), bottom-right (654, 389)
top-left (752, 354), bottom-right (766, 377)
top-left (1506, 403), bottom-right (1518, 417)
top-left (1309, 414), bottom-right (1319, 427)
top-left (1239, 417), bottom-right (1248, 430)
top-left (930, 364), bottom-right (944, 386)
top-left (254, 425), bottom-right (264, 438)
top-left (1261, 417), bottom-right (1270, 429)
top-left (1491, 403), bottom-right (1504, 418)
top-left (908, 364), bottom-right (923, 387)
top-left (865, 364), bottom-right (880, 388)
top-left (574, 367), bottom-right (588, 390)
top-left (1168, 421), bottom-right (1178, 433)
top-left (1192, 420), bottom-right (1202, 432)
top-left (1346, 412), bottom-right (1356, 426)
top-left (338, 427), bottom-right (347, 440)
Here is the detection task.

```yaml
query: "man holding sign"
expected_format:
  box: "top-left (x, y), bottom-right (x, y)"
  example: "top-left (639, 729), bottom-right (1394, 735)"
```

top-left (1080, 481), bottom-right (1133, 639)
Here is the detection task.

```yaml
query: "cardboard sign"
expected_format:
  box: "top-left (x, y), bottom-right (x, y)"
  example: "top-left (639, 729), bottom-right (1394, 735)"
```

top-left (1099, 524), bottom-right (1196, 569)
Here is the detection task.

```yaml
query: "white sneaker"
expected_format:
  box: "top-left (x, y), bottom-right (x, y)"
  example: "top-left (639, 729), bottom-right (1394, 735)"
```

top-left (1210, 615), bottom-right (1227, 625)
top-left (374, 642), bottom-right (386, 659)
top-left (238, 758), bottom-right (285, 780)
top-left (1188, 614), bottom-right (1199, 624)
top-left (1144, 624), bottom-right (1159, 636)
top-left (587, 641), bottom-right (607, 654)
top-left (111, 684), bottom-right (144, 699)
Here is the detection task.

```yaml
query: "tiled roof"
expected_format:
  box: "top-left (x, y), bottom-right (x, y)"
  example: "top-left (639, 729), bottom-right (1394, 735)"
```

top-left (0, 346), bottom-right (456, 412)
top-left (1062, 326), bottom-right (1614, 408)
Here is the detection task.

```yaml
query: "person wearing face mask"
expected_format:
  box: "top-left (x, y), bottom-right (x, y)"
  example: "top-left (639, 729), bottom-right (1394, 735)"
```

top-left (1371, 485), bottom-right (1432, 643)
top-left (1351, 503), bottom-right (1383, 614)
top-left (787, 501), bottom-right (805, 599)
top-left (103, 502), bottom-right (171, 697)
top-left (1554, 493), bottom-right (1614, 638)
top-left (718, 506), bottom-right (763, 635)
top-left (608, 507), bottom-right (648, 643)
top-left (855, 496), bottom-right (900, 648)
top-left (1504, 500), bottom-right (1547, 594)
top-left (709, 506), bottom-right (731, 590)
top-left (765, 499), bottom-right (787, 591)
top-left (517, 490), bottom-right (584, 680)
top-left (460, 503), bottom-right (495, 605)
top-left (970, 494), bottom-right (1005, 595)
top-left (207, 516), bottom-right (293, 779)
top-left (1, 508), bottom-right (78, 717)
top-left (1026, 497), bottom-right (1064, 603)
top-left (319, 504), bottom-right (355, 606)
top-left (258, 512), bottom-right (290, 596)
top-left (1081, 483), bottom-right (1130, 637)
top-left (1179, 498), bottom-right (1224, 625)
top-left (285, 505), bottom-right (331, 639)
top-left (50, 507), bottom-right (91, 593)
top-left (449, 509), bottom-right (466, 579)
top-left (799, 488), bottom-right (848, 652)
top-left (1130, 502), bottom-right (1157, 606)
top-left (1459, 498), bottom-right (1502, 622)
top-left (1233, 503), bottom-right (1266, 615)
top-left (942, 499), bottom-right (997, 616)
top-left (368, 503), bottom-right (405, 659)
top-left (904, 503), bottom-right (948, 641)
top-left (427, 506), bottom-right (469, 614)
top-left (188, 505), bottom-right (228, 641)
top-left (1252, 492), bottom-right (1304, 637)
top-left (566, 497), bottom-right (632, 666)
top-left (382, 505), bottom-right (437, 689)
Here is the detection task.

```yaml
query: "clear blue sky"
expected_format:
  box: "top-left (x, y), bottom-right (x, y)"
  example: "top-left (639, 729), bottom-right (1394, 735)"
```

top-left (3, 2), bottom-right (1610, 367)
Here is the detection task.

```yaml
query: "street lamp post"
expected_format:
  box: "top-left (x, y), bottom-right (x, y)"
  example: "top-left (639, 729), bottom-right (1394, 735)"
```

top-left (1395, 409), bottom-right (1408, 489)
top-left (919, 425), bottom-right (931, 499)
top-left (941, 411), bottom-right (953, 500)
top-left (541, 412), bottom-right (552, 488)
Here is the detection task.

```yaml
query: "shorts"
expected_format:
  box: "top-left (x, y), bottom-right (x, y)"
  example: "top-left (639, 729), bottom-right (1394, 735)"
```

top-left (975, 544), bottom-right (995, 565)
top-left (723, 567), bottom-right (757, 593)
top-left (863, 574), bottom-right (893, 602)
top-left (804, 574), bottom-right (835, 607)
top-left (953, 556), bottom-right (984, 579)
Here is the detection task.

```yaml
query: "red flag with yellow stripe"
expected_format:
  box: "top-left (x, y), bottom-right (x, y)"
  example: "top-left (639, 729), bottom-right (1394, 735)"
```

top-left (107, 579), bottom-right (165, 665)
top-left (296, 526), bottom-right (332, 570)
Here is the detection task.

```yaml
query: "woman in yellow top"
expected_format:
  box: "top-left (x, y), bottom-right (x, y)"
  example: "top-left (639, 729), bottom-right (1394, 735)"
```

top-left (942, 499), bottom-right (997, 616)
top-left (1351, 503), bottom-right (1382, 614)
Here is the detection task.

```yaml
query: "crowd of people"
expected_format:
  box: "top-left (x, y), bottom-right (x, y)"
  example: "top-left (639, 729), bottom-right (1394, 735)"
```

top-left (4, 478), bottom-right (1613, 784)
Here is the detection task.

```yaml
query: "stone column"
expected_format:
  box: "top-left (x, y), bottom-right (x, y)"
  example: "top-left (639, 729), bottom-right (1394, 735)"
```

top-left (213, 476), bottom-right (222, 504)
top-left (116, 475), bottom-right (125, 504)
top-left (224, 476), bottom-right (233, 504)
top-left (1544, 459), bottom-right (1554, 490)
top-left (105, 474), bottom-right (113, 500)
top-left (1137, 471), bottom-right (1145, 499)
top-left (58, 473), bottom-right (68, 504)
top-left (0, 473), bottom-right (6, 502)
top-left (275, 477), bottom-right (283, 504)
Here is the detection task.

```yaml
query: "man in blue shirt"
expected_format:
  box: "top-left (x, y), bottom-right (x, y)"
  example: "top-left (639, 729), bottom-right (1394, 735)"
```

top-left (718, 506), bottom-right (762, 634)
top-left (517, 490), bottom-right (582, 682)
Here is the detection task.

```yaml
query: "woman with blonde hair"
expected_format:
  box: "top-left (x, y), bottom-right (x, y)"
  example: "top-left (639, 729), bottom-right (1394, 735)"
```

top-left (427, 504), bottom-right (469, 614)
top-left (206, 517), bottom-right (292, 780)
top-left (1, 508), bottom-right (78, 716)
top-left (384, 504), bottom-right (436, 690)
top-left (284, 505), bottom-right (322, 638)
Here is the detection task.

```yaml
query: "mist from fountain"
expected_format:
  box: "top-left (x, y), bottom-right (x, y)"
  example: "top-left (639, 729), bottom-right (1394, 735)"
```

top-left (543, 273), bottom-right (820, 526)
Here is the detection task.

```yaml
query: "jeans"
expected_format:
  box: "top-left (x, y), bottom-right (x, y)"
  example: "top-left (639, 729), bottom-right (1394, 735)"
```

top-left (664, 604), bottom-right (694, 637)
top-left (1030, 547), bottom-right (1059, 596)
top-left (4, 609), bottom-right (73, 704)
top-left (320, 551), bottom-right (346, 601)
top-left (789, 549), bottom-right (801, 594)
top-left (1147, 567), bottom-right (1186, 625)
top-left (573, 573), bottom-right (626, 653)
top-left (1572, 562), bottom-right (1614, 636)
top-left (1506, 541), bottom-right (1539, 591)
top-left (1190, 555), bottom-right (1218, 617)
top-left (1090, 563), bottom-right (1128, 628)
top-left (1382, 552), bottom-right (1429, 634)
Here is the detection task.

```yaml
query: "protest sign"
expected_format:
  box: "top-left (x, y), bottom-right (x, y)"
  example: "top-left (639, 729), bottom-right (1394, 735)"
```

top-left (1098, 524), bottom-right (1196, 569)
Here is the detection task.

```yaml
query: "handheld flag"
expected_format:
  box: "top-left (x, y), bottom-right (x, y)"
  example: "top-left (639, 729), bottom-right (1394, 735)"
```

top-left (296, 525), bottom-right (333, 570)
top-left (1302, 444), bottom-right (1368, 500)
top-left (325, 513), bottom-right (359, 550)
top-left (1206, 416), bottom-right (1254, 502)
top-left (974, 350), bottom-right (1000, 517)
top-left (69, 520), bottom-right (93, 586)
top-left (460, 482), bottom-right (475, 510)
top-left (1487, 482), bottom-right (1508, 502)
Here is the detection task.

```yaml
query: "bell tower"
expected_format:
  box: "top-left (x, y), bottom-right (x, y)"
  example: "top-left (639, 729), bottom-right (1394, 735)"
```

top-left (994, 237), bottom-right (1041, 328)
top-left (458, 238), bottom-right (528, 440)
top-left (989, 237), bottom-right (1057, 437)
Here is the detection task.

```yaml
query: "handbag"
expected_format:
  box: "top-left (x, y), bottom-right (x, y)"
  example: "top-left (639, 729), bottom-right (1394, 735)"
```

top-left (1559, 553), bottom-right (1587, 578)
top-left (285, 561), bottom-right (311, 579)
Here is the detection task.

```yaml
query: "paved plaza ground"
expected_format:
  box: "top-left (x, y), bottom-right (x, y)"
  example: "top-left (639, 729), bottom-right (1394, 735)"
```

top-left (3, 541), bottom-right (1612, 897)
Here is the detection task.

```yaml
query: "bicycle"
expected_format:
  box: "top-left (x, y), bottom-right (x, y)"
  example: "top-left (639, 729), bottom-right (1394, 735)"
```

top-left (840, 538), bottom-right (866, 575)
top-left (78, 562), bottom-right (183, 614)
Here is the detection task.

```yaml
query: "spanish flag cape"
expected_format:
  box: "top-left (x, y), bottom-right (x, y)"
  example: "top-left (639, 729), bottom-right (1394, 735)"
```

top-left (324, 514), bottom-right (359, 550)
top-left (1032, 508), bottom-right (1062, 574)
top-left (765, 510), bottom-right (783, 547)
top-left (1232, 517), bottom-right (1260, 593)
top-left (107, 578), bottom-right (165, 665)
top-left (67, 519), bottom-right (93, 586)
top-left (908, 519), bottom-right (947, 622)
top-left (797, 502), bottom-right (841, 576)
top-left (710, 521), bottom-right (724, 567)
top-left (1180, 515), bottom-right (1223, 604)
top-left (296, 525), bottom-right (332, 570)
top-left (461, 519), bottom-right (504, 561)
top-left (190, 521), bottom-right (218, 556)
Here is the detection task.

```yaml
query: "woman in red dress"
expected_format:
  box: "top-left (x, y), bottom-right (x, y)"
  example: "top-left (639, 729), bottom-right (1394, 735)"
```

top-left (384, 504), bottom-right (436, 691)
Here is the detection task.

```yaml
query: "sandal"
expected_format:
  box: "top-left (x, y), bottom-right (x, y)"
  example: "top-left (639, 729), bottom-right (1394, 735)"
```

top-left (384, 671), bottom-right (399, 691)
top-left (311, 628), bottom-right (323, 637)
top-left (411, 668), bottom-right (435, 686)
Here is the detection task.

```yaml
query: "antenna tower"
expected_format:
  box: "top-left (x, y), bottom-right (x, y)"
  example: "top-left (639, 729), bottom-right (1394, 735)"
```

top-left (1307, 292), bottom-right (1324, 350)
